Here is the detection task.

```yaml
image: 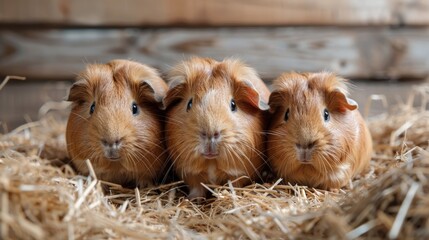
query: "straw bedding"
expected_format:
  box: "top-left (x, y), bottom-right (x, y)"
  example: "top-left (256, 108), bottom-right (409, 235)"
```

top-left (1, 79), bottom-right (429, 239)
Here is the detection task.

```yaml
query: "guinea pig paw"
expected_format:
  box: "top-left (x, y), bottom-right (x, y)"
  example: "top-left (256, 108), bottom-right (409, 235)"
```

top-left (136, 178), bottom-right (154, 189)
top-left (328, 188), bottom-right (340, 193)
top-left (188, 187), bottom-right (206, 201)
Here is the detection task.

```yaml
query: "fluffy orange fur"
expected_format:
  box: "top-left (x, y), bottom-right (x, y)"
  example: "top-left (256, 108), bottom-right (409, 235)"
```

top-left (268, 72), bottom-right (372, 189)
top-left (164, 57), bottom-right (270, 198)
top-left (66, 59), bottom-right (168, 187)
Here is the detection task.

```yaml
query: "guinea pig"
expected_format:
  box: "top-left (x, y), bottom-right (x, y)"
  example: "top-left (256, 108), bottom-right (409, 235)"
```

top-left (163, 57), bottom-right (270, 199)
top-left (267, 72), bottom-right (372, 190)
top-left (66, 59), bottom-right (168, 188)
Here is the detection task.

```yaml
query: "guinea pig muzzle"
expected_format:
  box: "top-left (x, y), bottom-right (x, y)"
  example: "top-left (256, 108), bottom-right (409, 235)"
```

top-left (200, 131), bottom-right (221, 159)
top-left (101, 138), bottom-right (122, 161)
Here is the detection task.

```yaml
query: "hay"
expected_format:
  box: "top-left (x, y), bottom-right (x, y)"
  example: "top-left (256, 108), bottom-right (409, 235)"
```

top-left (1, 79), bottom-right (429, 239)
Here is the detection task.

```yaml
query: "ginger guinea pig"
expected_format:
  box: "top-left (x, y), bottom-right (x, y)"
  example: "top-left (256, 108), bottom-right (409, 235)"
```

top-left (267, 72), bottom-right (372, 190)
top-left (66, 59), bottom-right (167, 187)
top-left (163, 57), bottom-right (270, 199)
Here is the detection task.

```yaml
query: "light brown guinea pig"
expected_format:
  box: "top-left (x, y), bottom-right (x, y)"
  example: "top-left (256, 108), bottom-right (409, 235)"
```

top-left (163, 57), bottom-right (270, 199)
top-left (267, 72), bottom-right (372, 190)
top-left (66, 59), bottom-right (168, 188)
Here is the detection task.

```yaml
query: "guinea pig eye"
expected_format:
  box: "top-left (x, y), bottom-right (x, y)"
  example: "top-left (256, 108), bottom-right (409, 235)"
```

top-left (132, 102), bottom-right (139, 115)
top-left (324, 109), bottom-right (330, 122)
top-left (230, 99), bottom-right (237, 112)
top-left (284, 108), bottom-right (289, 122)
top-left (89, 102), bottom-right (95, 115)
top-left (186, 98), bottom-right (193, 112)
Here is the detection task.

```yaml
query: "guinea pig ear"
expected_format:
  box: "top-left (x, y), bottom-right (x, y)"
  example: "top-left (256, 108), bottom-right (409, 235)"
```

top-left (328, 90), bottom-right (358, 113)
top-left (236, 80), bottom-right (269, 111)
top-left (162, 78), bottom-right (186, 110)
top-left (67, 79), bottom-right (88, 103)
top-left (138, 77), bottom-right (168, 108)
top-left (268, 90), bottom-right (287, 113)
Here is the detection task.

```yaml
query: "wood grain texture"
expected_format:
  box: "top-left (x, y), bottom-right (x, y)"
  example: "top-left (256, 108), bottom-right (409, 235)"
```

top-left (0, 0), bottom-right (429, 26)
top-left (1, 28), bottom-right (429, 80)
top-left (0, 80), bottom-right (70, 132)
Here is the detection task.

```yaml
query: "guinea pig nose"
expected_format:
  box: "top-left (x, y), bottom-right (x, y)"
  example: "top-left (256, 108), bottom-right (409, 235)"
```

top-left (308, 141), bottom-right (316, 149)
top-left (213, 131), bottom-right (220, 139)
top-left (200, 131), bottom-right (221, 139)
top-left (101, 138), bottom-right (123, 148)
top-left (296, 141), bottom-right (316, 149)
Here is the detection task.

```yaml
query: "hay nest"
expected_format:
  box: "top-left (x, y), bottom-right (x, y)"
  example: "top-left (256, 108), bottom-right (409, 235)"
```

top-left (1, 79), bottom-right (429, 239)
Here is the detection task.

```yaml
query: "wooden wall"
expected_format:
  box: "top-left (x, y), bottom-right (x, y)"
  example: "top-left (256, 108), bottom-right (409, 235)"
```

top-left (1, 0), bottom-right (429, 80)
top-left (1, 0), bottom-right (429, 26)
top-left (2, 28), bottom-right (429, 80)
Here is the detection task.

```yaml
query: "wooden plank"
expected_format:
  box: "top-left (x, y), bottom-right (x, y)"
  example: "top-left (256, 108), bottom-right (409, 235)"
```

top-left (1, 0), bottom-right (429, 26)
top-left (1, 28), bottom-right (429, 80)
top-left (0, 80), bottom-right (70, 132)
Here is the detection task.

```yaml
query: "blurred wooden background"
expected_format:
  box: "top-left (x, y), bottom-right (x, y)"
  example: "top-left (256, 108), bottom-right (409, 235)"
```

top-left (1, 0), bottom-right (428, 131)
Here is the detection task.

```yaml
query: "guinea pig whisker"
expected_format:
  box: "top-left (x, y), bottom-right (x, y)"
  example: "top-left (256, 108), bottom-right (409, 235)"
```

top-left (225, 146), bottom-right (249, 177)
top-left (272, 146), bottom-right (295, 169)
top-left (132, 148), bottom-right (156, 171)
top-left (167, 142), bottom-right (194, 172)
top-left (128, 151), bottom-right (154, 179)
top-left (147, 112), bottom-right (168, 120)
top-left (326, 152), bottom-right (340, 164)
top-left (247, 144), bottom-right (269, 166)
top-left (70, 112), bottom-right (90, 123)
top-left (224, 146), bottom-right (235, 170)
top-left (246, 145), bottom-right (271, 174)
top-left (266, 144), bottom-right (293, 153)
top-left (268, 129), bottom-right (288, 135)
top-left (133, 142), bottom-right (159, 162)
top-left (166, 135), bottom-right (197, 145)
top-left (128, 158), bottom-right (139, 182)
top-left (324, 148), bottom-right (341, 163)
top-left (157, 148), bottom-right (171, 166)
top-left (265, 139), bottom-right (293, 146)
top-left (162, 143), bottom-right (189, 180)
top-left (315, 156), bottom-right (328, 176)
top-left (231, 145), bottom-right (262, 181)
top-left (160, 159), bottom-right (176, 184)
top-left (319, 154), bottom-right (335, 174)
top-left (265, 131), bottom-right (286, 137)
top-left (179, 149), bottom-right (196, 179)
top-left (152, 152), bottom-right (168, 170)
top-left (164, 117), bottom-right (185, 126)
top-left (70, 150), bottom-right (90, 162)
top-left (137, 136), bottom-right (165, 152)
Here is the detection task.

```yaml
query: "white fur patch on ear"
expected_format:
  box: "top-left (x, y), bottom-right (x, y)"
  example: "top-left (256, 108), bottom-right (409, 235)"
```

top-left (242, 80), bottom-right (255, 89)
top-left (242, 80), bottom-right (269, 111)
top-left (259, 102), bottom-right (269, 111)
top-left (346, 98), bottom-right (359, 110)
top-left (168, 76), bottom-right (186, 89)
top-left (141, 78), bottom-right (167, 103)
